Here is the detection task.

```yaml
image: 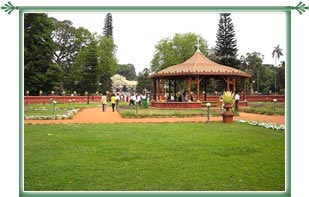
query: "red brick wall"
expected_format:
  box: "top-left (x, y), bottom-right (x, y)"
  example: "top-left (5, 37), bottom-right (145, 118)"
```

top-left (24, 96), bottom-right (102, 104)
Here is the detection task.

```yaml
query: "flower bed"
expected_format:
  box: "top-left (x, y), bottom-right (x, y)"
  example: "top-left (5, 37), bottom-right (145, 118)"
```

top-left (24, 109), bottom-right (80, 120)
top-left (236, 119), bottom-right (285, 131)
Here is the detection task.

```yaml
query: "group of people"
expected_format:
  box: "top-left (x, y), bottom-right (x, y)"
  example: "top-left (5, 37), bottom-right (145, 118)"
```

top-left (101, 93), bottom-right (120, 112)
top-left (101, 93), bottom-right (149, 112)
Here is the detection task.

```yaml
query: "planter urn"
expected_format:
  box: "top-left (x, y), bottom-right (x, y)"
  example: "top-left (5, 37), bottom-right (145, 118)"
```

top-left (221, 103), bottom-right (234, 123)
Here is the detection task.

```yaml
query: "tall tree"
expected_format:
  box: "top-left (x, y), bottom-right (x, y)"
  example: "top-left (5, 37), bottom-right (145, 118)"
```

top-left (272, 44), bottom-right (283, 94)
top-left (50, 19), bottom-right (77, 92)
top-left (272, 45), bottom-right (283, 67)
top-left (215, 13), bottom-right (239, 68)
top-left (103, 13), bottom-right (113, 37)
top-left (24, 13), bottom-right (55, 95)
top-left (151, 33), bottom-right (208, 72)
top-left (80, 40), bottom-right (99, 96)
top-left (97, 36), bottom-right (118, 93)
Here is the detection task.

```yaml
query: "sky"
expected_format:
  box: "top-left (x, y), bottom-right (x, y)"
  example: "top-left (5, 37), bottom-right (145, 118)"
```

top-left (48, 12), bottom-right (286, 73)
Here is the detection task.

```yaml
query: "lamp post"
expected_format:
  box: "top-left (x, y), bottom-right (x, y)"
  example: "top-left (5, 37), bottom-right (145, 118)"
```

top-left (206, 102), bottom-right (211, 123)
top-left (85, 91), bottom-right (89, 104)
top-left (273, 99), bottom-right (277, 114)
top-left (52, 100), bottom-right (57, 117)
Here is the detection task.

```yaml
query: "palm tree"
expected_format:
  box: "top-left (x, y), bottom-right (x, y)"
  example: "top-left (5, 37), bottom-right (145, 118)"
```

top-left (272, 45), bottom-right (283, 95)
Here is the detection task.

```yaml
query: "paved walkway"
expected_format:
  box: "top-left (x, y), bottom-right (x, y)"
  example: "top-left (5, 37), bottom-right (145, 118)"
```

top-left (24, 107), bottom-right (285, 125)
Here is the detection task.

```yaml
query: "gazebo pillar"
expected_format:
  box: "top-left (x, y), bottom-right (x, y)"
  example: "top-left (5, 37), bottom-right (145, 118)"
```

top-left (161, 79), bottom-right (165, 101)
top-left (224, 76), bottom-right (236, 92)
top-left (188, 76), bottom-right (191, 101)
top-left (152, 78), bottom-right (156, 101)
top-left (174, 80), bottom-right (177, 100)
top-left (233, 77), bottom-right (236, 92)
top-left (156, 79), bottom-right (160, 101)
top-left (196, 76), bottom-right (200, 101)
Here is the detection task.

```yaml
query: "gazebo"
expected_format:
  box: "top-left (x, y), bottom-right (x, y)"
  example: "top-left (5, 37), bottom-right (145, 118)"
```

top-left (148, 49), bottom-right (252, 108)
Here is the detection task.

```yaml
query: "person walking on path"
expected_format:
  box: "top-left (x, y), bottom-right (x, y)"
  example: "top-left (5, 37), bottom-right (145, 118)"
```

top-left (101, 93), bottom-right (107, 112)
top-left (110, 93), bottom-right (116, 112)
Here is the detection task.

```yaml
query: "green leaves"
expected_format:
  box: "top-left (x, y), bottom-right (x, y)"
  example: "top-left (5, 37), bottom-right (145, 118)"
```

top-left (1, 1), bottom-right (18, 15)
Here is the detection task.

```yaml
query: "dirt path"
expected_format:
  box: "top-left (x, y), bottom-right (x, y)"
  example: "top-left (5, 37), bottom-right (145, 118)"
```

top-left (24, 107), bottom-right (285, 125)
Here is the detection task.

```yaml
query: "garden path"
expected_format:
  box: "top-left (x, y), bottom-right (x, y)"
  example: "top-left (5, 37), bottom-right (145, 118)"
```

top-left (24, 107), bottom-right (285, 125)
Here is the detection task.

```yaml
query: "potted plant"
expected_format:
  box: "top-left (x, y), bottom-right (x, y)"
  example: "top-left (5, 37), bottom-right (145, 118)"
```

top-left (221, 91), bottom-right (235, 123)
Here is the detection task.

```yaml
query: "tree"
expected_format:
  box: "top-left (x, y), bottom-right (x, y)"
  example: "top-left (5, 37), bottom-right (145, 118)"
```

top-left (150, 33), bottom-right (208, 72)
top-left (50, 18), bottom-right (77, 92)
top-left (117, 64), bottom-right (137, 80)
top-left (24, 13), bottom-right (55, 95)
top-left (46, 64), bottom-right (64, 92)
top-left (136, 68), bottom-right (152, 93)
top-left (244, 52), bottom-right (264, 94)
top-left (272, 44), bottom-right (283, 94)
top-left (80, 40), bottom-right (99, 97)
top-left (103, 13), bottom-right (113, 37)
top-left (215, 13), bottom-right (239, 68)
top-left (97, 36), bottom-right (118, 93)
top-left (277, 61), bottom-right (285, 94)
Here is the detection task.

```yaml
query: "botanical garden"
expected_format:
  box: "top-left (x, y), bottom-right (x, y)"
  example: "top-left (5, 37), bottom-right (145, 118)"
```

top-left (23, 12), bottom-right (286, 192)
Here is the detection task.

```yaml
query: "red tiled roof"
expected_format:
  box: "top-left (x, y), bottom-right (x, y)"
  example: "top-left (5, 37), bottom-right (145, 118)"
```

top-left (148, 50), bottom-right (252, 78)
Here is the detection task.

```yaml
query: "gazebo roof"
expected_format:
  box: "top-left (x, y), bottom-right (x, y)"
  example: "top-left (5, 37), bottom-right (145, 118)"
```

top-left (148, 50), bottom-right (251, 78)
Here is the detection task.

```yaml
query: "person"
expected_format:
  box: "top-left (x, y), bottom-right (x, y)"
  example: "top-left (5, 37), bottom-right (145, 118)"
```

top-left (234, 92), bottom-right (240, 112)
top-left (115, 93), bottom-right (120, 111)
top-left (129, 94), bottom-right (136, 106)
top-left (136, 94), bottom-right (141, 106)
top-left (219, 94), bottom-right (224, 111)
top-left (110, 93), bottom-right (116, 112)
top-left (101, 93), bottom-right (107, 112)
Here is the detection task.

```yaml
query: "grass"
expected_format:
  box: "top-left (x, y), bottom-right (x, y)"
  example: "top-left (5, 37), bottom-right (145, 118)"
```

top-left (241, 102), bottom-right (285, 115)
top-left (24, 122), bottom-right (285, 191)
top-left (119, 107), bottom-right (222, 118)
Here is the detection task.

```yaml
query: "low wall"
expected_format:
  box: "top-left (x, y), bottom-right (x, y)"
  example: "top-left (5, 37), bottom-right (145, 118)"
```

top-left (24, 96), bottom-right (101, 104)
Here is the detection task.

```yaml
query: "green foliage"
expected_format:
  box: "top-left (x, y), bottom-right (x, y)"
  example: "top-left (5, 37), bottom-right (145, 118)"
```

top-left (103, 13), bottom-right (113, 37)
top-left (117, 64), bottom-right (137, 80)
top-left (80, 40), bottom-right (99, 95)
top-left (215, 13), bottom-right (239, 68)
top-left (222, 91), bottom-right (235, 104)
top-left (24, 123), bottom-right (285, 191)
top-left (150, 33), bottom-right (208, 72)
top-left (97, 36), bottom-right (118, 93)
top-left (243, 52), bottom-right (285, 94)
top-left (24, 13), bottom-right (55, 95)
top-left (136, 68), bottom-right (152, 93)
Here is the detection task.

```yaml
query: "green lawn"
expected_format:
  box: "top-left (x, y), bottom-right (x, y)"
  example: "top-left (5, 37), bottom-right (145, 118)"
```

top-left (24, 122), bottom-right (285, 191)
top-left (119, 107), bottom-right (221, 118)
top-left (241, 102), bottom-right (285, 115)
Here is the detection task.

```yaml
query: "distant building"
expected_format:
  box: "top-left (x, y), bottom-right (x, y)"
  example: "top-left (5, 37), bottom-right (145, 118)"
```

top-left (110, 74), bottom-right (137, 92)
